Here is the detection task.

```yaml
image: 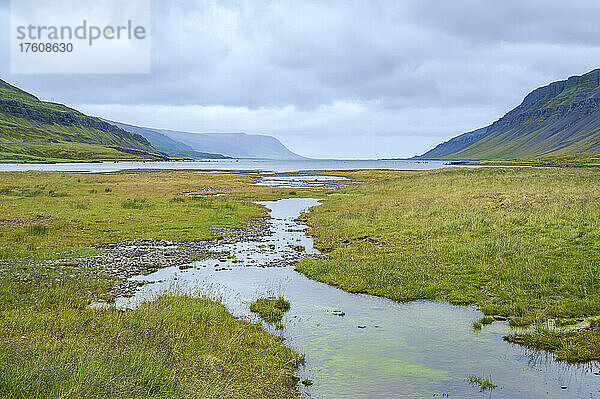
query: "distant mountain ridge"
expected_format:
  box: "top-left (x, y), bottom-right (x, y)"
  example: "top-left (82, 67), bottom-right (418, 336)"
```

top-left (158, 129), bottom-right (304, 160)
top-left (419, 68), bottom-right (600, 159)
top-left (0, 79), bottom-right (165, 162)
top-left (109, 121), bottom-right (229, 159)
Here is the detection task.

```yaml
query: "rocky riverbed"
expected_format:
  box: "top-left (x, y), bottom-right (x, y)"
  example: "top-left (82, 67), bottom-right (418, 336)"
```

top-left (43, 214), bottom-right (320, 299)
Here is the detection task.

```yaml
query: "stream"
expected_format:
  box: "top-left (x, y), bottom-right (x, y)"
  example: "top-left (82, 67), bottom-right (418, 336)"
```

top-left (116, 197), bottom-right (600, 399)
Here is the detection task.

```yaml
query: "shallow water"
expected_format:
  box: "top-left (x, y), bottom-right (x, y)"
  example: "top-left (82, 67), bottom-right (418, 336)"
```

top-left (255, 174), bottom-right (350, 189)
top-left (0, 158), bottom-right (454, 173)
top-left (117, 198), bottom-right (600, 399)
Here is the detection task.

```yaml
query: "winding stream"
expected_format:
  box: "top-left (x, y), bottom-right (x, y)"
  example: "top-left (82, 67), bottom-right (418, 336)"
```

top-left (117, 198), bottom-right (600, 398)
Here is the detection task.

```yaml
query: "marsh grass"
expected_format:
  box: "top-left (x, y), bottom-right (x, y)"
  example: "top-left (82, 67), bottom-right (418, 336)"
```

top-left (465, 375), bottom-right (497, 391)
top-left (508, 316), bottom-right (529, 328)
top-left (298, 167), bottom-right (600, 361)
top-left (505, 326), bottom-right (600, 362)
top-left (0, 269), bottom-right (302, 398)
top-left (472, 316), bottom-right (494, 330)
top-left (25, 224), bottom-right (47, 236)
top-left (121, 198), bottom-right (151, 209)
top-left (0, 171), bottom-right (287, 263)
top-left (250, 297), bottom-right (291, 323)
top-left (554, 318), bottom-right (577, 327)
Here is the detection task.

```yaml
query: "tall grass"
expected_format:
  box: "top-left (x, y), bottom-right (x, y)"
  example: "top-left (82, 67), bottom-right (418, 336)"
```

top-left (0, 271), bottom-right (302, 398)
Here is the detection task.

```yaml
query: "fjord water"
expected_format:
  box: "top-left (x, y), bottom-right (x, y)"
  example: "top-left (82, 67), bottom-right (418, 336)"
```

top-left (117, 198), bottom-right (600, 399)
top-left (0, 159), bottom-right (452, 173)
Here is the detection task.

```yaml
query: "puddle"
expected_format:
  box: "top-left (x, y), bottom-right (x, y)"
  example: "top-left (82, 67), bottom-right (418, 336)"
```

top-left (255, 175), bottom-right (350, 189)
top-left (117, 198), bottom-right (600, 399)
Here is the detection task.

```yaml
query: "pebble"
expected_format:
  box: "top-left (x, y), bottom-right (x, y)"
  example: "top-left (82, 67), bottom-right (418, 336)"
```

top-left (37, 218), bottom-right (272, 298)
top-left (36, 215), bottom-right (326, 300)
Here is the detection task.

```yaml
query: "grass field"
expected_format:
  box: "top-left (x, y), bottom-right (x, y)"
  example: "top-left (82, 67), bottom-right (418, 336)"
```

top-left (0, 171), bottom-right (320, 264)
top-left (454, 152), bottom-right (600, 167)
top-left (0, 171), bottom-right (307, 398)
top-left (298, 167), bottom-right (600, 361)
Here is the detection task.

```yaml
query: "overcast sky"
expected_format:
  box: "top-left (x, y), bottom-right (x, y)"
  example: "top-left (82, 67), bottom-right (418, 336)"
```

top-left (2, 0), bottom-right (600, 159)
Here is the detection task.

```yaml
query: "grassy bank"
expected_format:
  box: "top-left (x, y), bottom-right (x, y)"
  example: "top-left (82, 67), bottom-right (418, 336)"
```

top-left (0, 171), bottom-right (306, 398)
top-left (0, 142), bottom-right (155, 163)
top-left (298, 167), bottom-right (600, 361)
top-left (0, 268), bottom-right (302, 398)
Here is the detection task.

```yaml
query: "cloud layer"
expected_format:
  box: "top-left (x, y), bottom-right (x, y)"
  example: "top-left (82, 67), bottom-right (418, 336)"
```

top-left (2, 0), bottom-right (600, 158)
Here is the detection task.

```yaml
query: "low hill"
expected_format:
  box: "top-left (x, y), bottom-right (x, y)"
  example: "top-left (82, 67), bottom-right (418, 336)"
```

top-left (0, 79), bottom-right (165, 162)
top-left (419, 68), bottom-right (600, 160)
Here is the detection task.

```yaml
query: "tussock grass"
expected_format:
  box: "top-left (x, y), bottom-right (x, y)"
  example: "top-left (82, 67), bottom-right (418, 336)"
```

top-left (121, 198), bottom-right (151, 209)
top-left (298, 167), bottom-right (600, 361)
top-left (250, 297), bottom-right (291, 323)
top-left (473, 316), bottom-right (494, 330)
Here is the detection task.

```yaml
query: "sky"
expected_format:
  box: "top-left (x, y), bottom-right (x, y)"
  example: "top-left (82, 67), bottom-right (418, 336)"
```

top-left (2, 0), bottom-right (600, 159)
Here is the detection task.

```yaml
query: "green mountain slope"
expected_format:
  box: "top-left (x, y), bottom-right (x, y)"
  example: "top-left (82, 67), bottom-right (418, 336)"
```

top-left (0, 79), bottom-right (166, 162)
top-left (419, 68), bottom-right (600, 160)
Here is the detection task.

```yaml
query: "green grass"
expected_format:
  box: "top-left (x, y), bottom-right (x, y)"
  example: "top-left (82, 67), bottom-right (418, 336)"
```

top-left (505, 327), bottom-right (600, 362)
top-left (297, 167), bottom-right (600, 361)
top-left (250, 297), bottom-right (291, 323)
top-left (0, 142), bottom-right (154, 162)
top-left (457, 152), bottom-right (600, 167)
top-left (0, 268), bottom-right (302, 398)
top-left (465, 375), bottom-right (497, 391)
top-left (472, 316), bottom-right (494, 330)
top-left (0, 171), bottom-right (269, 263)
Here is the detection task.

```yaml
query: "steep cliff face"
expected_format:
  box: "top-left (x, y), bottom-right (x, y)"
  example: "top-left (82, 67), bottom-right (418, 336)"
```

top-left (0, 79), bottom-right (164, 161)
top-left (420, 69), bottom-right (600, 159)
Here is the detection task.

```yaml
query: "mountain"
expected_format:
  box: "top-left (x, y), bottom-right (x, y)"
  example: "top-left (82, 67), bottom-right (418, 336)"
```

top-left (419, 68), bottom-right (600, 160)
top-left (0, 79), bottom-right (165, 162)
top-left (158, 130), bottom-right (305, 160)
top-left (109, 121), bottom-right (229, 159)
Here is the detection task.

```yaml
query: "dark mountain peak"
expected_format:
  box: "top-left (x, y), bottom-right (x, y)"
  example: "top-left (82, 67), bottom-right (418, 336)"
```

top-left (517, 68), bottom-right (600, 113)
